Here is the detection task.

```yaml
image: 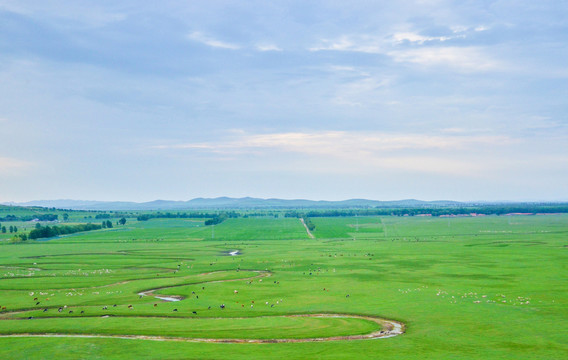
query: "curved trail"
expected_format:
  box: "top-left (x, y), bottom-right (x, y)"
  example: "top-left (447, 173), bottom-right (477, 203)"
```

top-left (2, 269), bottom-right (405, 343)
top-left (137, 270), bottom-right (272, 301)
top-left (133, 270), bottom-right (404, 342)
top-left (0, 315), bottom-right (403, 343)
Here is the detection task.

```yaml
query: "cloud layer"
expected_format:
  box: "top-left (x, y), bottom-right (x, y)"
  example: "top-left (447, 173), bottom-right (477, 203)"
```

top-left (0, 1), bottom-right (567, 201)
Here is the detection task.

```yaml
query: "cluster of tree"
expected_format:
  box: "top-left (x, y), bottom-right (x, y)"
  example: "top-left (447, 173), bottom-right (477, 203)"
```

top-left (101, 220), bottom-right (113, 228)
top-left (204, 214), bottom-right (228, 226)
top-left (137, 211), bottom-right (239, 222)
top-left (303, 217), bottom-right (316, 231)
top-left (11, 233), bottom-right (28, 242)
top-left (284, 204), bottom-right (568, 218)
top-left (0, 224), bottom-right (17, 233)
top-left (0, 214), bottom-right (58, 222)
top-left (95, 214), bottom-right (111, 219)
top-left (242, 212), bottom-right (280, 218)
top-left (28, 223), bottom-right (102, 240)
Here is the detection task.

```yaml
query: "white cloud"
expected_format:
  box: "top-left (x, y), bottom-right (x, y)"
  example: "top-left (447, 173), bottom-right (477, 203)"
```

top-left (256, 44), bottom-right (282, 52)
top-left (391, 32), bottom-right (461, 44)
top-left (451, 26), bottom-right (468, 33)
top-left (157, 130), bottom-right (513, 153)
top-left (309, 35), bottom-right (383, 54)
top-left (0, 156), bottom-right (32, 175)
top-left (187, 32), bottom-right (240, 50)
top-left (154, 131), bottom-right (514, 175)
top-left (388, 46), bottom-right (499, 71)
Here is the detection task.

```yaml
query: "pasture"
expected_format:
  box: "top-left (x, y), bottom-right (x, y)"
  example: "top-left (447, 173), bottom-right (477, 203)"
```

top-left (0, 214), bottom-right (566, 359)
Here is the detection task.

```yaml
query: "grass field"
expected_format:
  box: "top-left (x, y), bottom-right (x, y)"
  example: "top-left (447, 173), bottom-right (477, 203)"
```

top-left (0, 214), bottom-right (566, 359)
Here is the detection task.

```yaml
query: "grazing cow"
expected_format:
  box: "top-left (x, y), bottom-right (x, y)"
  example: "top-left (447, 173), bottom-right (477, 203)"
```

top-left (208, 306), bottom-right (211, 310)
top-left (69, 311), bottom-right (73, 314)
top-left (36, 302), bottom-right (40, 305)
top-left (192, 311), bottom-right (197, 315)
top-left (220, 304), bottom-right (225, 309)
top-left (102, 306), bottom-right (108, 310)
top-left (33, 297), bottom-right (38, 301)
top-left (173, 309), bottom-right (178, 312)
top-left (346, 294), bottom-right (350, 298)
top-left (43, 308), bottom-right (48, 312)
top-left (154, 304), bottom-right (158, 307)
top-left (27, 317), bottom-right (33, 320)
top-left (80, 311), bottom-right (84, 314)
top-left (58, 307), bottom-right (63, 312)
top-left (113, 304), bottom-right (117, 307)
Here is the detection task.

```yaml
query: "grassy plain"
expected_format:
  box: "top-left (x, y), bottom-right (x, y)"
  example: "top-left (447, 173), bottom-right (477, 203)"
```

top-left (0, 214), bottom-right (566, 359)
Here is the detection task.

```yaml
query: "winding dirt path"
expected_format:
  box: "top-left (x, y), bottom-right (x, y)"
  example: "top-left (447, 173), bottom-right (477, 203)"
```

top-left (138, 270), bottom-right (271, 301)
top-left (2, 269), bottom-right (405, 343)
top-left (0, 314), bottom-right (403, 343)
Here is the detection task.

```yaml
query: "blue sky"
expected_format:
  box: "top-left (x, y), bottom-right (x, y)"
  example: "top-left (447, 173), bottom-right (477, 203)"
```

top-left (1, 0), bottom-right (567, 202)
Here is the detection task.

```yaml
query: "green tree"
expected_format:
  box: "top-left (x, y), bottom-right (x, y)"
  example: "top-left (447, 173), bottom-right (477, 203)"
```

top-left (63, 213), bottom-right (69, 221)
top-left (106, 220), bottom-right (113, 228)
top-left (9, 226), bottom-right (13, 233)
top-left (119, 217), bottom-right (126, 225)
top-left (1, 226), bottom-right (6, 233)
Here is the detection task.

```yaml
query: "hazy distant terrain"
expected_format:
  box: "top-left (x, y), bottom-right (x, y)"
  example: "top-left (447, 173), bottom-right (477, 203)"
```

top-left (7, 198), bottom-right (464, 210)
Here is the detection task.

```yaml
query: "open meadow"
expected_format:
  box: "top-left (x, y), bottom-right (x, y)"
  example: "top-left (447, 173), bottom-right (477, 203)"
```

top-left (0, 214), bottom-right (566, 359)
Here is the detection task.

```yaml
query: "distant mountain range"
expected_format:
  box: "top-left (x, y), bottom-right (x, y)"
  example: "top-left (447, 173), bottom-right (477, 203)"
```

top-left (4, 197), bottom-right (466, 211)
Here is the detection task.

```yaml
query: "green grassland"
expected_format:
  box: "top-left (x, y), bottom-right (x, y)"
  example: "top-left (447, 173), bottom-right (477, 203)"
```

top-left (0, 214), bottom-right (566, 359)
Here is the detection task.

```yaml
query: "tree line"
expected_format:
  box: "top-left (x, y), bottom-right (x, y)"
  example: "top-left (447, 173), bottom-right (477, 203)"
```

top-left (137, 211), bottom-right (239, 222)
top-left (0, 224), bottom-right (19, 233)
top-left (0, 214), bottom-right (58, 222)
top-left (284, 204), bottom-right (568, 218)
top-left (28, 223), bottom-right (102, 240)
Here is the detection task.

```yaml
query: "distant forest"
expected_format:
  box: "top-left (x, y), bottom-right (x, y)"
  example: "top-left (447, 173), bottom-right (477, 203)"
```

top-left (0, 214), bottom-right (58, 222)
top-left (284, 204), bottom-right (568, 218)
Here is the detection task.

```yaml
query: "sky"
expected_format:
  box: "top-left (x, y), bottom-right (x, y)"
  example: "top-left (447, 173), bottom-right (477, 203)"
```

top-left (1, 0), bottom-right (567, 203)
